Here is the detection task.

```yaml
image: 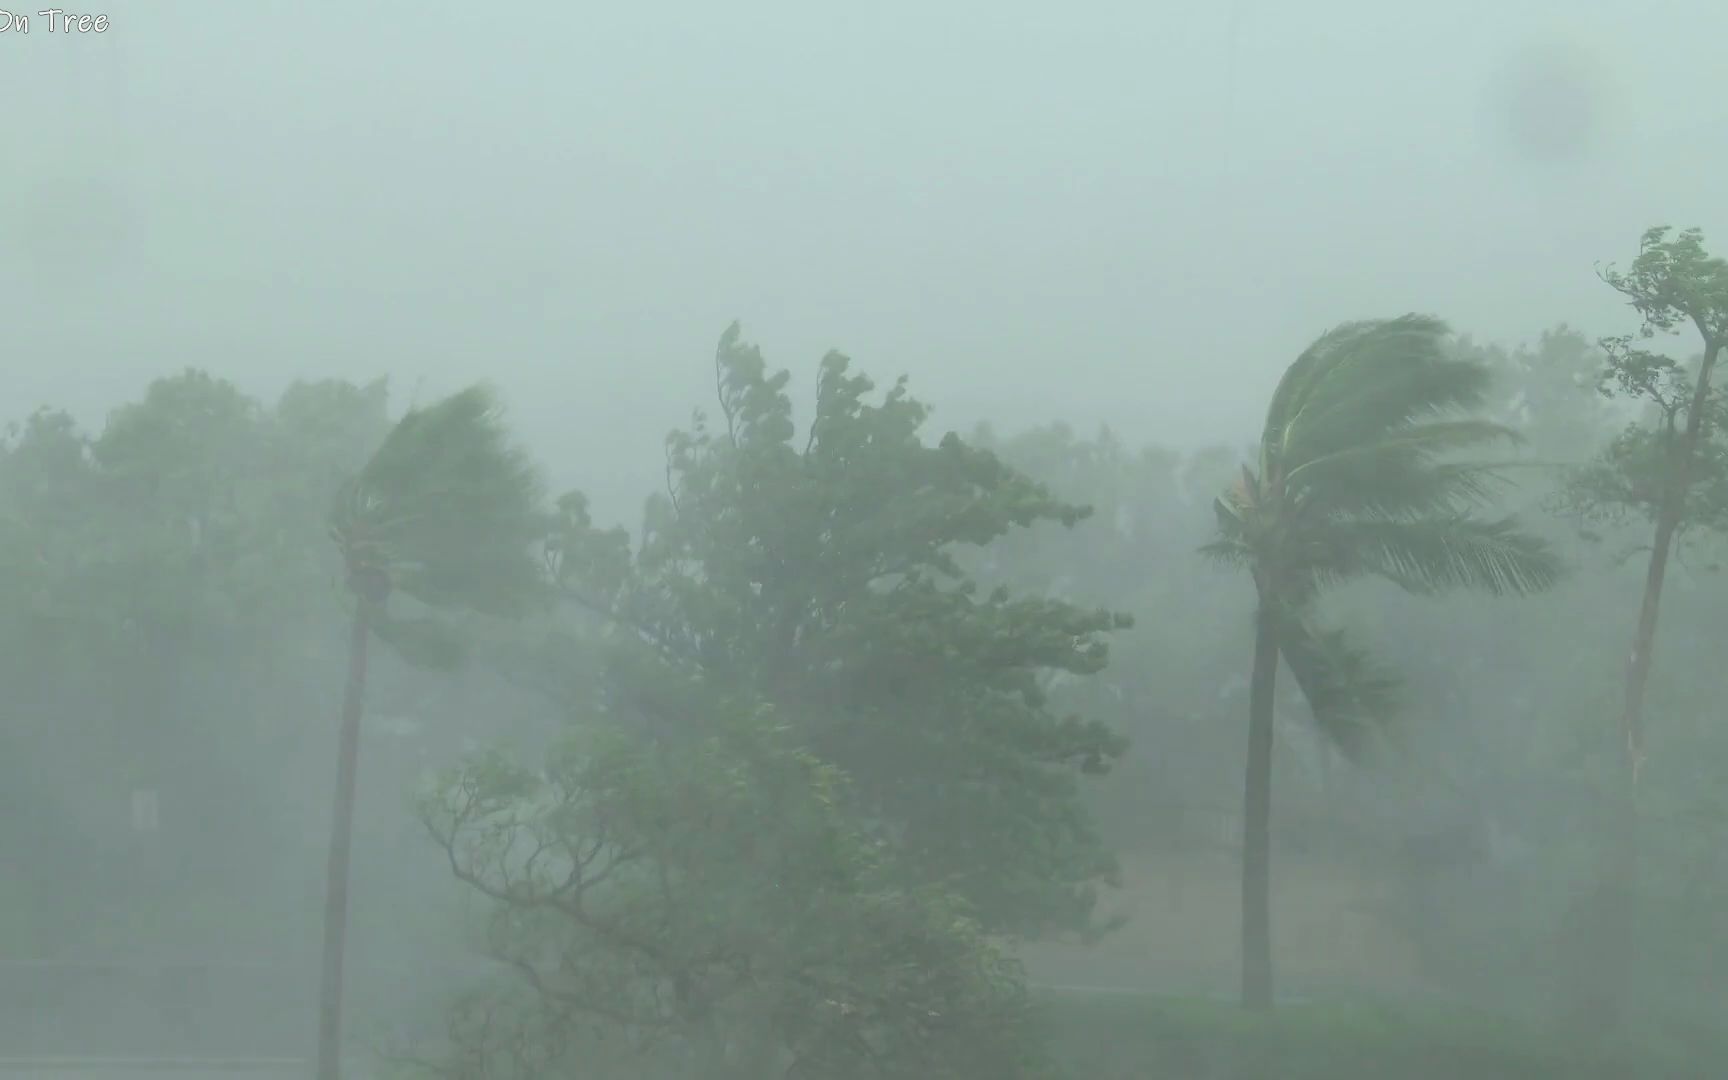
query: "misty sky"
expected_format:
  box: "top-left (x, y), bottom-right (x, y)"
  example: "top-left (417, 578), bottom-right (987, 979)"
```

top-left (4, 0), bottom-right (1724, 520)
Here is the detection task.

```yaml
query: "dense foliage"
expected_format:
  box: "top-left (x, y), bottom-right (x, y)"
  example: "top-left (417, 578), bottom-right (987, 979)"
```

top-left (412, 326), bottom-right (1133, 1076)
top-left (540, 326), bottom-right (1130, 939)
top-left (6, 227), bottom-right (1728, 1078)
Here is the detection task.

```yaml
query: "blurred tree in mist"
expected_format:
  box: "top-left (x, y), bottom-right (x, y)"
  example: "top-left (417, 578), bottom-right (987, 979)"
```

top-left (417, 324), bottom-right (1130, 1077)
top-left (420, 684), bottom-right (1056, 1080)
top-left (965, 423), bottom-right (1250, 854)
top-left (1206, 315), bottom-right (1563, 1010)
top-left (1547, 226), bottom-right (1728, 1032)
top-left (316, 386), bottom-right (547, 1080)
top-left (8, 300), bottom-right (1728, 1075)
top-left (938, 324), bottom-right (1728, 1031)
top-left (0, 373), bottom-right (396, 951)
top-left (542, 324), bottom-right (1130, 940)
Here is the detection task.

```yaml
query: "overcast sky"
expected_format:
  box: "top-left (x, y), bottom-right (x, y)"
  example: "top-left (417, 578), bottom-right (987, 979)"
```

top-left (3, 0), bottom-right (1724, 520)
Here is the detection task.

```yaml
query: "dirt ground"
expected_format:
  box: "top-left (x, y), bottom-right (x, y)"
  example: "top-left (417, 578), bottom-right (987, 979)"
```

top-left (1018, 849), bottom-right (1420, 997)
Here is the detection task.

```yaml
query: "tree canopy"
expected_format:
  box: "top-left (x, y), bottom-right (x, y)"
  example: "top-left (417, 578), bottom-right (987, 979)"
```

top-left (1207, 314), bottom-right (1565, 752)
top-left (541, 324), bottom-right (1131, 939)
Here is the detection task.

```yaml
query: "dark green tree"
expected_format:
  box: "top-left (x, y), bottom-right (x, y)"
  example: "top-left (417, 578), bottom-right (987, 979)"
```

top-left (420, 669), bottom-right (1056, 1080)
top-left (317, 386), bottom-right (546, 1080)
top-left (966, 423), bottom-right (1252, 860)
top-left (544, 325), bottom-right (1131, 941)
top-left (1205, 314), bottom-right (1564, 1010)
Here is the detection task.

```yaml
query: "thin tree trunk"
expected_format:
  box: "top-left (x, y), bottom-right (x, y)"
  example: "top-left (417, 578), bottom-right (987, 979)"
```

top-left (316, 601), bottom-right (372, 1080)
top-left (1586, 340), bottom-right (1719, 1029)
top-left (1241, 597), bottom-right (1279, 1011)
top-left (1620, 507), bottom-right (1682, 792)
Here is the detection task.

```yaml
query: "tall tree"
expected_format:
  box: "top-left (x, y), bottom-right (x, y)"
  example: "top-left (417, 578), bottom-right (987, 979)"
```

top-left (316, 386), bottom-right (546, 1080)
top-left (1558, 227), bottom-right (1728, 1028)
top-left (546, 324), bottom-right (1131, 939)
top-left (1205, 314), bottom-right (1563, 1010)
top-left (1595, 228), bottom-right (1728, 789)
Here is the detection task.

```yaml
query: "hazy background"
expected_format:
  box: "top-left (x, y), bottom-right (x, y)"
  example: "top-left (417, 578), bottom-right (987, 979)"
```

top-left (4, 0), bottom-right (1725, 520)
top-left (7, 5), bottom-right (1728, 1071)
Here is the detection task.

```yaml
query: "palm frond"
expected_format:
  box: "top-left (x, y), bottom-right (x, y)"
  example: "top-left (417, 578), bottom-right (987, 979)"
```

top-left (1269, 316), bottom-right (1500, 473)
top-left (1286, 417), bottom-right (1526, 523)
top-left (1218, 313), bottom-right (1565, 600)
top-left (1324, 515), bottom-right (1566, 596)
top-left (1198, 537), bottom-right (1250, 568)
top-left (1260, 318), bottom-right (1449, 439)
top-left (1274, 613), bottom-right (1399, 759)
top-left (1336, 462), bottom-right (1520, 521)
top-left (1199, 490), bottom-right (1256, 568)
top-left (334, 385), bottom-right (547, 617)
top-left (1216, 314), bottom-right (1563, 773)
top-left (1260, 320), bottom-right (1381, 464)
top-left (1286, 419), bottom-right (1522, 487)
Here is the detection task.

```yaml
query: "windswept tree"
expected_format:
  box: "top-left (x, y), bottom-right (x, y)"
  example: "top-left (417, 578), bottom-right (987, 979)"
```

top-left (1556, 226), bottom-right (1728, 1028)
top-left (1588, 229), bottom-right (1728, 785)
top-left (316, 387), bottom-right (546, 1080)
top-left (419, 327), bottom-right (1131, 1077)
top-left (1206, 314), bottom-right (1563, 1010)
top-left (543, 325), bottom-right (1131, 942)
top-left (421, 673), bottom-right (1056, 1080)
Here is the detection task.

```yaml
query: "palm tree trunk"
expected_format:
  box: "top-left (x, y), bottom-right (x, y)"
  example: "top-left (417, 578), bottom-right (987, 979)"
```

top-left (1585, 341), bottom-right (1720, 1028)
top-left (1241, 597), bottom-right (1278, 1011)
top-left (316, 601), bottom-right (372, 1080)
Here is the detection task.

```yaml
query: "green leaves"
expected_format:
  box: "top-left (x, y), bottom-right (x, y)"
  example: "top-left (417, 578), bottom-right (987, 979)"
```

top-left (1568, 228), bottom-right (1728, 544)
top-left (1, 370), bottom-right (396, 663)
top-left (1274, 614), bottom-right (1399, 760)
top-left (1601, 226), bottom-right (1728, 344)
top-left (1322, 516), bottom-right (1566, 598)
top-left (547, 324), bottom-right (1130, 939)
top-left (1219, 314), bottom-right (1563, 750)
top-left (423, 700), bottom-right (1055, 1078)
top-left (332, 384), bottom-right (548, 664)
top-left (1263, 315), bottom-right (1494, 475)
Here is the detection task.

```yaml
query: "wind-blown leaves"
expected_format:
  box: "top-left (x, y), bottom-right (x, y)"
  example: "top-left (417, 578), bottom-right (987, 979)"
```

top-left (317, 384), bottom-right (550, 1080)
top-left (1218, 313), bottom-right (1563, 1009)
top-left (1274, 614), bottom-right (1399, 759)
top-left (1322, 516), bottom-right (1566, 597)
top-left (1264, 315), bottom-right (1497, 472)
top-left (1602, 226), bottom-right (1728, 342)
top-left (1218, 314), bottom-right (1565, 747)
top-left (332, 385), bottom-right (548, 623)
top-left (550, 325), bottom-right (1129, 938)
top-left (421, 700), bottom-right (1057, 1079)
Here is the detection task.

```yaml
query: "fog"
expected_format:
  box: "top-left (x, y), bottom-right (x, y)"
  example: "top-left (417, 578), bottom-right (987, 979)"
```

top-left (4, 1), bottom-right (1728, 1077)
top-left (7, 1), bottom-right (1723, 518)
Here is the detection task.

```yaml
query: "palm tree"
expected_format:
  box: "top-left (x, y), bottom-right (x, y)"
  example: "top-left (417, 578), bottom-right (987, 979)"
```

top-left (315, 386), bottom-right (545, 1080)
top-left (1205, 314), bottom-right (1564, 1011)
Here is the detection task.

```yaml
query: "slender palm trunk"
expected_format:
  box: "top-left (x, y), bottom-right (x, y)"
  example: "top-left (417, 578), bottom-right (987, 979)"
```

top-left (1585, 341), bottom-right (1720, 1027)
top-left (316, 601), bottom-right (372, 1080)
top-left (1241, 596), bottom-right (1279, 1011)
